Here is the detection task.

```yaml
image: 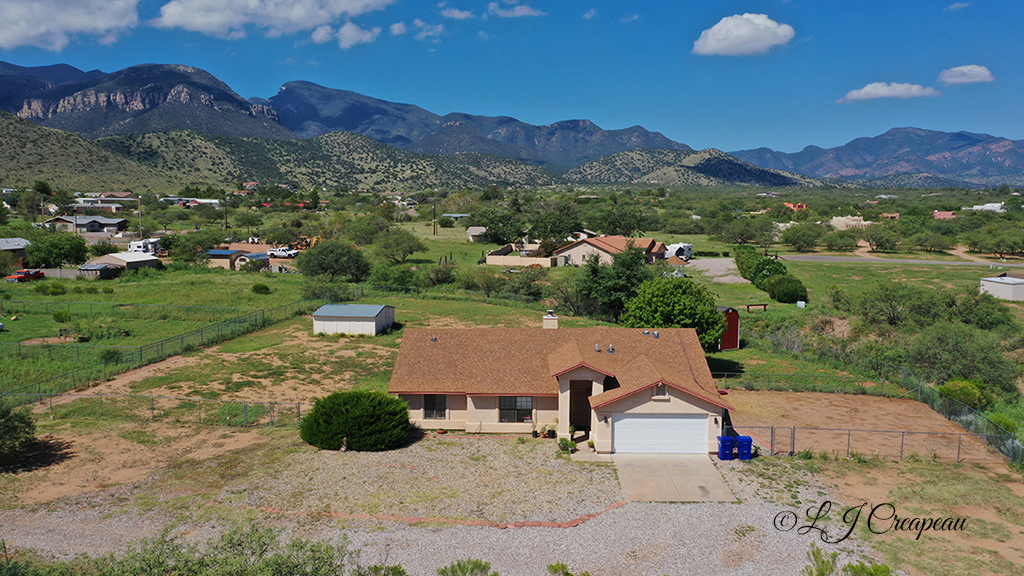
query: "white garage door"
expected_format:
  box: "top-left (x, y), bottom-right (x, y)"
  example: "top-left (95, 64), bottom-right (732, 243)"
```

top-left (612, 414), bottom-right (708, 454)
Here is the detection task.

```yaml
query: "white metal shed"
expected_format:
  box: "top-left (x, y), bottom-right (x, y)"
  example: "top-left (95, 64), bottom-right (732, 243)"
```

top-left (980, 276), bottom-right (1024, 301)
top-left (312, 304), bottom-right (395, 336)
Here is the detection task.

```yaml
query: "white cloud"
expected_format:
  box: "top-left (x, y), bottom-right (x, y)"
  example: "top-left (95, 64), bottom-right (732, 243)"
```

top-left (390, 21), bottom-right (406, 35)
top-left (487, 2), bottom-right (544, 18)
top-left (311, 25), bottom-right (334, 43)
top-left (582, 9), bottom-right (596, 20)
top-left (621, 14), bottom-right (639, 23)
top-left (944, 3), bottom-right (970, 12)
top-left (337, 20), bottom-right (380, 48)
top-left (414, 19), bottom-right (444, 41)
top-left (0, 0), bottom-right (139, 50)
top-left (938, 64), bottom-right (993, 85)
top-left (477, 30), bottom-right (493, 40)
top-left (692, 13), bottom-right (795, 56)
top-left (838, 82), bottom-right (941, 103)
top-left (442, 7), bottom-right (473, 19)
top-left (150, 0), bottom-right (394, 38)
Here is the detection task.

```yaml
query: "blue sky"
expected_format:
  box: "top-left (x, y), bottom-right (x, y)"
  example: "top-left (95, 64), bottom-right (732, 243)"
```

top-left (1, 1), bottom-right (1021, 152)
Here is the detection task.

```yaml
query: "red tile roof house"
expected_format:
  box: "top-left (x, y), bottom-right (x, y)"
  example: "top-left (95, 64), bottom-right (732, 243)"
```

top-left (388, 314), bottom-right (732, 454)
top-left (552, 235), bottom-right (667, 266)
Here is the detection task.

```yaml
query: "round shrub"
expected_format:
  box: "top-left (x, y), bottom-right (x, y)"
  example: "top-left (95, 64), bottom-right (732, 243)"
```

top-left (764, 275), bottom-right (808, 304)
top-left (937, 378), bottom-right (991, 410)
top-left (0, 402), bottom-right (36, 464)
top-left (300, 390), bottom-right (411, 452)
top-left (49, 284), bottom-right (66, 296)
top-left (438, 216), bottom-right (455, 228)
top-left (251, 283), bottom-right (271, 295)
top-left (52, 310), bottom-right (71, 323)
top-left (987, 413), bottom-right (1018, 435)
top-left (750, 258), bottom-right (789, 290)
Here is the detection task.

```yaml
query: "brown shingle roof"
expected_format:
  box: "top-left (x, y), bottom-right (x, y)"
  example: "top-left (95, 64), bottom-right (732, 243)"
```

top-left (553, 236), bottom-right (663, 256)
top-left (389, 328), bottom-right (730, 409)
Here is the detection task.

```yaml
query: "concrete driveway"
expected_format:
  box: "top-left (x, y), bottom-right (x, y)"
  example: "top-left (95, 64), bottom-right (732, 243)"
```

top-left (613, 454), bottom-right (736, 503)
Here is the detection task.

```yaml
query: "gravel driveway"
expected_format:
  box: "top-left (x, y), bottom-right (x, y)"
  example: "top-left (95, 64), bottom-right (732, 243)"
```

top-left (0, 433), bottom-right (877, 575)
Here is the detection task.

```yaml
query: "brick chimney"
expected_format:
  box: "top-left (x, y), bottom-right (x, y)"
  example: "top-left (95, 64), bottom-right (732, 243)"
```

top-left (543, 310), bottom-right (559, 329)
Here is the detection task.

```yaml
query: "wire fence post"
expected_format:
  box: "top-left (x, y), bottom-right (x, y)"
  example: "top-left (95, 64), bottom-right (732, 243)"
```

top-left (150, 396), bottom-right (155, 420)
top-left (900, 431), bottom-right (905, 460)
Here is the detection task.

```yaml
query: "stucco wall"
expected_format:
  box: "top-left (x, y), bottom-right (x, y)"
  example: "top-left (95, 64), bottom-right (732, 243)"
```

top-left (402, 394), bottom-right (556, 433)
top-left (485, 255), bottom-right (557, 268)
top-left (592, 386), bottom-right (724, 454)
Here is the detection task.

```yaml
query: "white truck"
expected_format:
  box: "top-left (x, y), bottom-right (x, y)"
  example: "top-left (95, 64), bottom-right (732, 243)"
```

top-left (267, 247), bottom-right (299, 258)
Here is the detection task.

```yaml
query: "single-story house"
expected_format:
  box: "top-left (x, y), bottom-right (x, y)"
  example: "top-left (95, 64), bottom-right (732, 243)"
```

top-left (932, 211), bottom-right (956, 220)
top-left (312, 304), bottom-right (395, 336)
top-left (0, 238), bottom-right (31, 261)
top-left (207, 249), bottom-right (248, 270)
top-left (45, 216), bottom-right (128, 233)
top-left (389, 314), bottom-right (732, 454)
top-left (717, 306), bottom-right (740, 351)
top-left (980, 276), bottom-right (1024, 301)
top-left (235, 252), bottom-right (270, 269)
top-left (553, 235), bottom-right (667, 266)
top-left (78, 263), bottom-right (121, 280)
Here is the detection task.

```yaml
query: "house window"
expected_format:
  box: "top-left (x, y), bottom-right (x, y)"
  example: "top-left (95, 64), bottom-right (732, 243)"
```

top-left (499, 396), bottom-right (533, 423)
top-left (424, 394), bottom-right (447, 419)
top-left (652, 383), bottom-right (668, 398)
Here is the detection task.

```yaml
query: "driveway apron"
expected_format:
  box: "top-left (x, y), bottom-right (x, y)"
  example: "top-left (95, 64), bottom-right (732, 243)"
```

top-left (613, 454), bottom-right (736, 502)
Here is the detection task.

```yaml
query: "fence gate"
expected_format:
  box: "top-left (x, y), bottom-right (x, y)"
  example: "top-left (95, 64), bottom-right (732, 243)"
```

top-left (771, 426), bottom-right (795, 456)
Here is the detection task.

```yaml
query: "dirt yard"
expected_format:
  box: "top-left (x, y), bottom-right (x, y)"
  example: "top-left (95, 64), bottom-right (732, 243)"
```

top-left (727, 390), bottom-right (1007, 466)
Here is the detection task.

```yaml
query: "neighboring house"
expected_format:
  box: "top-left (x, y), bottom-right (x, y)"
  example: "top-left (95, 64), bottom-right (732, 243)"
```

top-left (389, 314), bottom-right (731, 454)
top-left (784, 202), bottom-right (807, 211)
top-left (829, 216), bottom-right (871, 231)
top-left (664, 243), bottom-right (693, 260)
top-left (717, 306), bottom-right (740, 351)
top-left (932, 211), bottom-right (956, 220)
top-left (312, 304), bottom-right (395, 336)
top-left (45, 216), bottom-right (128, 233)
top-left (964, 202), bottom-right (1005, 213)
top-left (0, 238), bottom-right (31, 261)
top-left (880, 213), bottom-right (899, 220)
top-left (441, 213), bottom-right (471, 221)
top-left (980, 276), bottom-right (1024, 301)
top-left (100, 191), bottom-right (135, 199)
top-left (553, 235), bottom-right (667, 266)
top-left (466, 226), bottom-right (488, 243)
top-left (208, 249), bottom-right (248, 270)
top-left (235, 252), bottom-right (270, 269)
top-left (485, 243), bottom-right (555, 268)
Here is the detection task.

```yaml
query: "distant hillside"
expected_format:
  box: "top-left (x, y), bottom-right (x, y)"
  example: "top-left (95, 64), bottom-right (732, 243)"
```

top-left (565, 149), bottom-right (822, 187)
top-left (732, 128), bottom-right (1024, 187)
top-left (0, 110), bottom-right (181, 193)
top-left (12, 64), bottom-right (294, 141)
top-left (99, 130), bottom-right (561, 190)
top-left (0, 61), bottom-right (104, 86)
top-left (264, 81), bottom-right (691, 168)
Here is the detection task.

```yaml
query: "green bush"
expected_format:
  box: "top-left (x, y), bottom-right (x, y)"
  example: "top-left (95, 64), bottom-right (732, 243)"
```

top-left (85, 286), bottom-right (98, 294)
top-left (300, 390), bottom-right (411, 452)
top-left (987, 413), bottom-right (1018, 435)
top-left (52, 310), bottom-right (72, 323)
top-left (438, 558), bottom-right (499, 576)
top-left (937, 378), bottom-right (991, 410)
top-left (102, 286), bottom-right (114, 294)
top-left (48, 284), bottom-right (66, 296)
top-left (750, 257), bottom-right (789, 290)
top-left (764, 275), bottom-right (808, 304)
top-left (438, 216), bottom-right (455, 228)
top-left (251, 283), bottom-right (271, 295)
top-left (0, 402), bottom-right (36, 464)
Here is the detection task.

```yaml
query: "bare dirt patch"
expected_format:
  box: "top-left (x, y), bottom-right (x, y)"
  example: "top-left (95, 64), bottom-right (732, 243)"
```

top-left (728, 390), bottom-right (1006, 466)
top-left (685, 257), bottom-right (747, 284)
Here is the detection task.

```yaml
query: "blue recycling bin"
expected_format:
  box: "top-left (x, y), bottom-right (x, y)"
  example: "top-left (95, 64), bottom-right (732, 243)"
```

top-left (717, 436), bottom-right (736, 461)
top-left (736, 435), bottom-right (753, 460)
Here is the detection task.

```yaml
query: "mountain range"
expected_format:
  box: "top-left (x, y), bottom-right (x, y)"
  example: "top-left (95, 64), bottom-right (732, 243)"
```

top-left (1, 60), bottom-right (1021, 189)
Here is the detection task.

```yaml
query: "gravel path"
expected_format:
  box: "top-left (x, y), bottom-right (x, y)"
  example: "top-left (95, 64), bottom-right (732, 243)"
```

top-left (0, 434), bottom-right (886, 575)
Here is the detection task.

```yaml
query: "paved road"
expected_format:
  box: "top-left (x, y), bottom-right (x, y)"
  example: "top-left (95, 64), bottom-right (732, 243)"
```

top-left (781, 254), bottom-right (1024, 267)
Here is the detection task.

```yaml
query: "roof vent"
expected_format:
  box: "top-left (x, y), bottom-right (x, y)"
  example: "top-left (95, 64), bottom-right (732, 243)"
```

top-left (608, 344), bottom-right (615, 354)
top-left (595, 343), bottom-right (600, 352)
top-left (431, 334), bottom-right (438, 342)
top-left (653, 331), bottom-right (660, 338)
top-left (643, 330), bottom-right (650, 335)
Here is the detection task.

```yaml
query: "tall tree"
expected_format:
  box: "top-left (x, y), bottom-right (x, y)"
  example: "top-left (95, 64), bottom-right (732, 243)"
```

top-left (530, 199), bottom-right (582, 241)
top-left (470, 207), bottom-right (525, 245)
top-left (620, 277), bottom-right (726, 351)
top-left (374, 228), bottom-right (427, 264)
top-left (295, 240), bottom-right (370, 282)
top-left (574, 245), bottom-right (654, 321)
top-left (25, 232), bottom-right (88, 269)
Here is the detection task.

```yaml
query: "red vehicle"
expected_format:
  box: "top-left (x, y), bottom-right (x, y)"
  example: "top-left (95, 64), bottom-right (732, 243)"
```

top-left (4, 269), bottom-right (45, 282)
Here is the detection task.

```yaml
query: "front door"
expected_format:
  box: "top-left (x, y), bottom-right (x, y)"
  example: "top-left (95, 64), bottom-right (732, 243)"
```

top-left (569, 380), bottom-right (592, 431)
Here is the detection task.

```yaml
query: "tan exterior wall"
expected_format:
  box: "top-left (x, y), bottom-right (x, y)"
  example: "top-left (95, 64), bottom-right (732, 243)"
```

top-left (402, 394), bottom-right (556, 433)
top-left (555, 366), bottom-right (609, 438)
top-left (484, 255), bottom-right (556, 268)
top-left (556, 244), bottom-right (613, 266)
top-left (592, 387), bottom-right (724, 454)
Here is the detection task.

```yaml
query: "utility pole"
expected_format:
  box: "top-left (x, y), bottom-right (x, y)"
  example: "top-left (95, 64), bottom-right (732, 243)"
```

top-left (433, 201), bottom-right (437, 236)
